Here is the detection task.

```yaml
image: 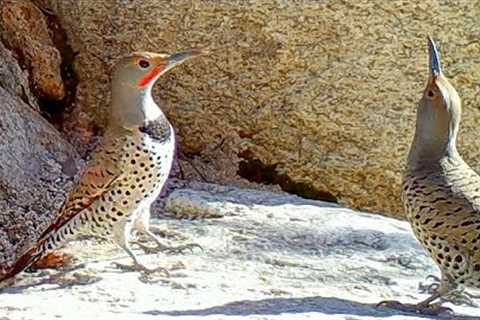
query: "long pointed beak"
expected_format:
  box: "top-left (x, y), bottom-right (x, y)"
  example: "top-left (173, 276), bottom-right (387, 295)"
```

top-left (428, 36), bottom-right (442, 76)
top-left (163, 48), bottom-right (206, 73)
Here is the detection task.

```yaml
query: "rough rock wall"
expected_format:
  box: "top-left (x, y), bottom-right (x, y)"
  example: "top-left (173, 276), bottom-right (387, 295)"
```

top-left (35, 0), bottom-right (480, 217)
top-left (0, 2), bottom-right (80, 267)
top-left (0, 0), bottom-right (64, 101)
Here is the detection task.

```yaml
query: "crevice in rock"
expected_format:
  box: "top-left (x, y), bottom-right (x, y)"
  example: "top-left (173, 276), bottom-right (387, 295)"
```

top-left (37, 10), bottom-right (78, 129)
top-left (237, 151), bottom-right (337, 203)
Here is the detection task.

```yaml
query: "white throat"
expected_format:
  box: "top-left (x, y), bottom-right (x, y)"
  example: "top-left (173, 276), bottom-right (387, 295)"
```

top-left (140, 86), bottom-right (163, 122)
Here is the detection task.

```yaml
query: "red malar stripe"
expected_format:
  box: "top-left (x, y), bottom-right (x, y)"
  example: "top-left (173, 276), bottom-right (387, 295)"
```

top-left (138, 65), bottom-right (163, 88)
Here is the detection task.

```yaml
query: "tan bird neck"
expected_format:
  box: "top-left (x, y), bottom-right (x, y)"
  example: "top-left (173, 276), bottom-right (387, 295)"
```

top-left (407, 100), bottom-right (461, 173)
top-left (406, 39), bottom-right (462, 173)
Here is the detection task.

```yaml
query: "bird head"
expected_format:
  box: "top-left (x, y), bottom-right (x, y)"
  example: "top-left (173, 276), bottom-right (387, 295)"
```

top-left (109, 48), bottom-right (205, 129)
top-left (408, 37), bottom-right (462, 169)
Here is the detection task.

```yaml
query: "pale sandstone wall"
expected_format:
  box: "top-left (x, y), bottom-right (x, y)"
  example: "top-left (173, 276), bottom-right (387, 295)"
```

top-left (32, 0), bottom-right (480, 217)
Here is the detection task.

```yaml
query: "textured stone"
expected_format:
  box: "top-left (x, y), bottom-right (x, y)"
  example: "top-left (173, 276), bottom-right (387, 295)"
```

top-left (0, 0), bottom-right (65, 101)
top-left (0, 184), bottom-right (479, 318)
top-left (0, 40), bottom-right (79, 268)
top-left (0, 36), bottom-right (38, 109)
top-left (36, 0), bottom-right (480, 217)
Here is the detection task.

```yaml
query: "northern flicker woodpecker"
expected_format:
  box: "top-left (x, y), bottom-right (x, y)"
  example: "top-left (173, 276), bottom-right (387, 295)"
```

top-left (0, 49), bottom-right (205, 283)
top-left (379, 38), bottom-right (480, 315)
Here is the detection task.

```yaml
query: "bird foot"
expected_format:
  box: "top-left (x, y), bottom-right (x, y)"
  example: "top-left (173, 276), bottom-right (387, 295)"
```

top-left (148, 226), bottom-right (183, 239)
top-left (442, 290), bottom-right (479, 307)
top-left (419, 274), bottom-right (442, 294)
top-left (376, 300), bottom-right (453, 316)
top-left (136, 242), bottom-right (203, 255)
top-left (419, 281), bottom-right (440, 295)
top-left (112, 261), bottom-right (170, 277)
top-left (419, 275), bottom-right (478, 307)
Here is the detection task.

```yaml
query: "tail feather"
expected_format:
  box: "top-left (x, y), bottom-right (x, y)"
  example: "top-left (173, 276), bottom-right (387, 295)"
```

top-left (0, 243), bottom-right (44, 283)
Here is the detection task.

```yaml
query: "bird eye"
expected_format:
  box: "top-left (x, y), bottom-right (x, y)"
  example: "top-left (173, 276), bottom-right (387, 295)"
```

top-left (138, 59), bottom-right (150, 69)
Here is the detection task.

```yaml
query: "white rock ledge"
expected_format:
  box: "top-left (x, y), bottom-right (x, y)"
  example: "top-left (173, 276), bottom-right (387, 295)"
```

top-left (0, 183), bottom-right (479, 320)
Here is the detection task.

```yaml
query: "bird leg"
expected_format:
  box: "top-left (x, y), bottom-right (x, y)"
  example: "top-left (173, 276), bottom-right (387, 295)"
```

top-left (112, 220), bottom-right (169, 276)
top-left (377, 276), bottom-right (455, 316)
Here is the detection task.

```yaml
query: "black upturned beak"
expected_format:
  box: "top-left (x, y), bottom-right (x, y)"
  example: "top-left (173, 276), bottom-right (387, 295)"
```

top-left (428, 36), bottom-right (442, 76)
top-left (163, 48), bottom-right (206, 73)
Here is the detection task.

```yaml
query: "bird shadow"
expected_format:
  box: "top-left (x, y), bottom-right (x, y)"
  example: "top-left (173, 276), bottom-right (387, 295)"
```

top-left (0, 263), bottom-right (102, 294)
top-left (142, 295), bottom-right (479, 319)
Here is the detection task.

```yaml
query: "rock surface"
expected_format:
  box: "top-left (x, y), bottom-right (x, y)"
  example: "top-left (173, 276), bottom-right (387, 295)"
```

top-left (32, 0), bottom-right (480, 217)
top-left (0, 36), bottom-right (38, 110)
top-left (1, 184), bottom-right (479, 319)
top-left (0, 0), bottom-right (65, 101)
top-left (0, 39), bottom-right (79, 268)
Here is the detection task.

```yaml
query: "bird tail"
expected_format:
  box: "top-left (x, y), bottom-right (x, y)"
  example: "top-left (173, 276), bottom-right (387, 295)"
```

top-left (0, 242), bottom-right (45, 283)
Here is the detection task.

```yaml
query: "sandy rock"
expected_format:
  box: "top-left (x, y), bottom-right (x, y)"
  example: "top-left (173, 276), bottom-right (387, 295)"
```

top-left (31, 0), bottom-right (480, 218)
top-left (0, 184), bottom-right (478, 319)
top-left (0, 40), bottom-right (79, 268)
top-left (0, 0), bottom-right (65, 101)
top-left (0, 38), bottom-right (38, 110)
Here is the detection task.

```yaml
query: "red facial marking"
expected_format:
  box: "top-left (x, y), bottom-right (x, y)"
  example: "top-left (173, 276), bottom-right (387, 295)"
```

top-left (138, 65), bottom-right (164, 88)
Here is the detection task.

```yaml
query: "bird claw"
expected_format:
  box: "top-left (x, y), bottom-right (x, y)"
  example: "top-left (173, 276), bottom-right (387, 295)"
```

top-left (419, 274), bottom-right (441, 294)
top-left (376, 300), bottom-right (453, 316)
top-left (148, 226), bottom-right (183, 239)
top-left (112, 262), bottom-right (170, 277)
top-left (137, 242), bottom-right (203, 255)
top-left (442, 290), bottom-right (479, 307)
top-left (425, 274), bottom-right (441, 283)
top-left (418, 275), bottom-right (478, 307)
top-left (419, 281), bottom-right (440, 295)
top-left (163, 242), bottom-right (203, 254)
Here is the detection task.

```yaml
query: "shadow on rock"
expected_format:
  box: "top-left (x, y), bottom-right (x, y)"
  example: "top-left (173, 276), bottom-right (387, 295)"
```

top-left (143, 295), bottom-right (475, 319)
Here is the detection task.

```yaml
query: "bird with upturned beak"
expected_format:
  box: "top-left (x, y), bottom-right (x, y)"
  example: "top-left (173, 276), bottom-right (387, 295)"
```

top-left (378, 38), bottom-right (480, 315)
